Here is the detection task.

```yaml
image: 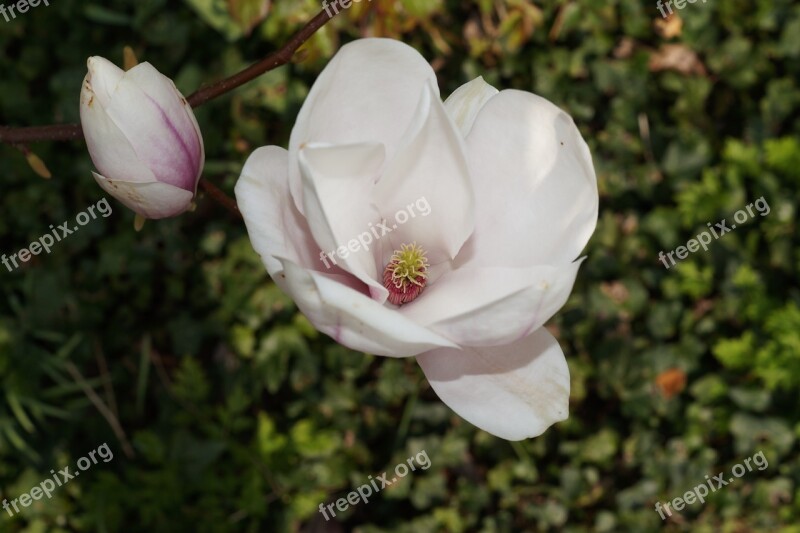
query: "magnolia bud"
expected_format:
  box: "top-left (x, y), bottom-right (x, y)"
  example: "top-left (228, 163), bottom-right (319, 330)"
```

top-left (80, 57), bottom-right (204, 219)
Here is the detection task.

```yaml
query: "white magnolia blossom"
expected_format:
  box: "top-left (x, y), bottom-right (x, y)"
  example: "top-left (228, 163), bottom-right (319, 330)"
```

top-left (235, 38), bottom-right (598, 441)
top-left (80, 57), bottom-right (204, 219)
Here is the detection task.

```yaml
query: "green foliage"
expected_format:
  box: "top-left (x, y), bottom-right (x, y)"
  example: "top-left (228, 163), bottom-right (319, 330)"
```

top-left (1, 0), bottom-right (800, 531)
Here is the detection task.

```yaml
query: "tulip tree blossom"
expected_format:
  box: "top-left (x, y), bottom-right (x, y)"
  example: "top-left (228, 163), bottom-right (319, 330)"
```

top-left (80, 57), bottom-right (205, 219)
top-left (235, 38), bottom-right (599, 441)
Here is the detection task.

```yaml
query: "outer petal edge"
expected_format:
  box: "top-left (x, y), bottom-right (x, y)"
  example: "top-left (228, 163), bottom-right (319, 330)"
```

top-left (416, 327), bottom-right (570, 441)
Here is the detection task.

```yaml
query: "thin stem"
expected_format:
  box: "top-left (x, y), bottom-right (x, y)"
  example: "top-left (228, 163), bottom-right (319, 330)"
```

top-left (199, 178), bottom-right (241, 218)
top-left (0, 124), bottom-right (83, 143)
top-left (0, 1), bottom-right (343, 145)
top-left (64, 361), bottom-right (136, 459)
top-left (186, 6), bottom-right (336, 107)
top-left (94, 339), bottom-right (120, 420)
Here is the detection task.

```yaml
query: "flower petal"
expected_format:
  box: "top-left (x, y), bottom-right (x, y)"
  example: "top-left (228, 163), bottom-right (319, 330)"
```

top-left (373, 82), bottom-right (475, 266)
top-left (400, 259), bottom-right (583, 346)
top-left (92, 172), bottom-right (193, 219)
top-left (104, 62), bottom-right (203, 191)
top-left (278, 258), bottom-right (458, 357)
top-left (81, 59), bottom-right (157, 184)
top-left (237, 148), bottom-right (425, 353)
top-left (458, 90), bottom-right (598, 268)
top-left (298, 142), bottom-right (389, 301)
top-left (235, 146), bottom-right (322, 276)
top-left (416, 327), bottom-right (570, 440)
top-left (84, 56), bottom-right (124, 108)
top-left (288, 38), bottom-right (439, 214)
top-left (443, 76), bottom-right (499, 137)
top-left (125, 62), bottom-right (205, 185)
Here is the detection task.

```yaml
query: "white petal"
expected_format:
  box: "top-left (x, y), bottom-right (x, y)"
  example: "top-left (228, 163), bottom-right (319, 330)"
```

top-left (373, 82), bottom-right (475, 266)
top-left (93, 172), bottom-right (193, 219)
top-left (400, 260), bottom-right (583, 346)
top-left (279, 258), bottom-right (458, 357)
top-left (288, 38), bottom-right (439, 214)
top-left (237, 148), bottom-right (454, 356)
top-left (298, 142), bottom-right (388, 301)
top-left (416, 327), bottom-right (570, 440)
top-left (235, 146), bottom-right (322, 276)
top-left (458, 90), bottom-right (598, 268)
top-left (85, 57), bottom-right (124, 108)
top-left (443, 76), bottom-right (499, 137)
top-left (80, 61), bottom-right (157, 184)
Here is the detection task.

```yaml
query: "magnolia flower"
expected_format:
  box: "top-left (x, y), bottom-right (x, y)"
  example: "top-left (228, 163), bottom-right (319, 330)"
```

top-left (235, 39), bottom-right (598, 440)
top-left (80, 57), bottom-right (204, 219)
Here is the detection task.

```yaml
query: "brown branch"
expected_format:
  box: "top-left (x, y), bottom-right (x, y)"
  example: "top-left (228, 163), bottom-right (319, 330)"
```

top-left (186, 6), bottom-right (335, 107)
top-left (0, 1), bottom-right (343, 145)
top-left (199, 178), bottom-right (241, 218)
top-left (0, 124), bottom-right (83, 143)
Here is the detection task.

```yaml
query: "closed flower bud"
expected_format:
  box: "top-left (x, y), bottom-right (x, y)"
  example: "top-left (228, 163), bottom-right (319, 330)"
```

top-left (80, 57), bottom-right (204, 219)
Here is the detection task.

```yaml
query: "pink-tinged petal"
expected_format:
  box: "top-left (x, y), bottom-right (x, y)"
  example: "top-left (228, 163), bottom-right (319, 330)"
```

top-left (416, 327), bottom-right (570, 441)
top-left (278, 258), bottom-right (458, 358)
top-left (235, 146), bottom-right (323, 276)
top-left (288, 38), bottom-right (439, 214)
top-left (298, 142), bottom-right (389, 301)
top-left (373, 82), bottom-right (475, 266)
top-left (104, 63), bottom-right (203, 192)
top-left (458, 90), bottom-right (598, 268)
top-left (125, 62), bottom-right (205, 184)
top-left (443, 76), bottom-right (499, 137)
top-left (92, 172), bottom-right (193, 219)
top-left (84, 57), bottom-right (124, 108)
top-left (80, 60), bottom-right (157, 184)
top-left (400, 260), bottom-right (584, 346)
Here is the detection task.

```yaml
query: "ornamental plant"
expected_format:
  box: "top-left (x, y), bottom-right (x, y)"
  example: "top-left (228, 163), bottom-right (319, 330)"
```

top-left (235, 38), bottom-right (599, 441)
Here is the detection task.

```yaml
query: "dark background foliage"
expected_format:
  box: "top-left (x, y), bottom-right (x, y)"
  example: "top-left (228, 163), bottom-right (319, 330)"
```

top-left (1, 0), bottom-right (799, 531)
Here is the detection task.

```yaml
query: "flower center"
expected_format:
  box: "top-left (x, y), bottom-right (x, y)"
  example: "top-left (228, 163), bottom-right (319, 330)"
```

top-left (383, 243), bottom-right (429, 306)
